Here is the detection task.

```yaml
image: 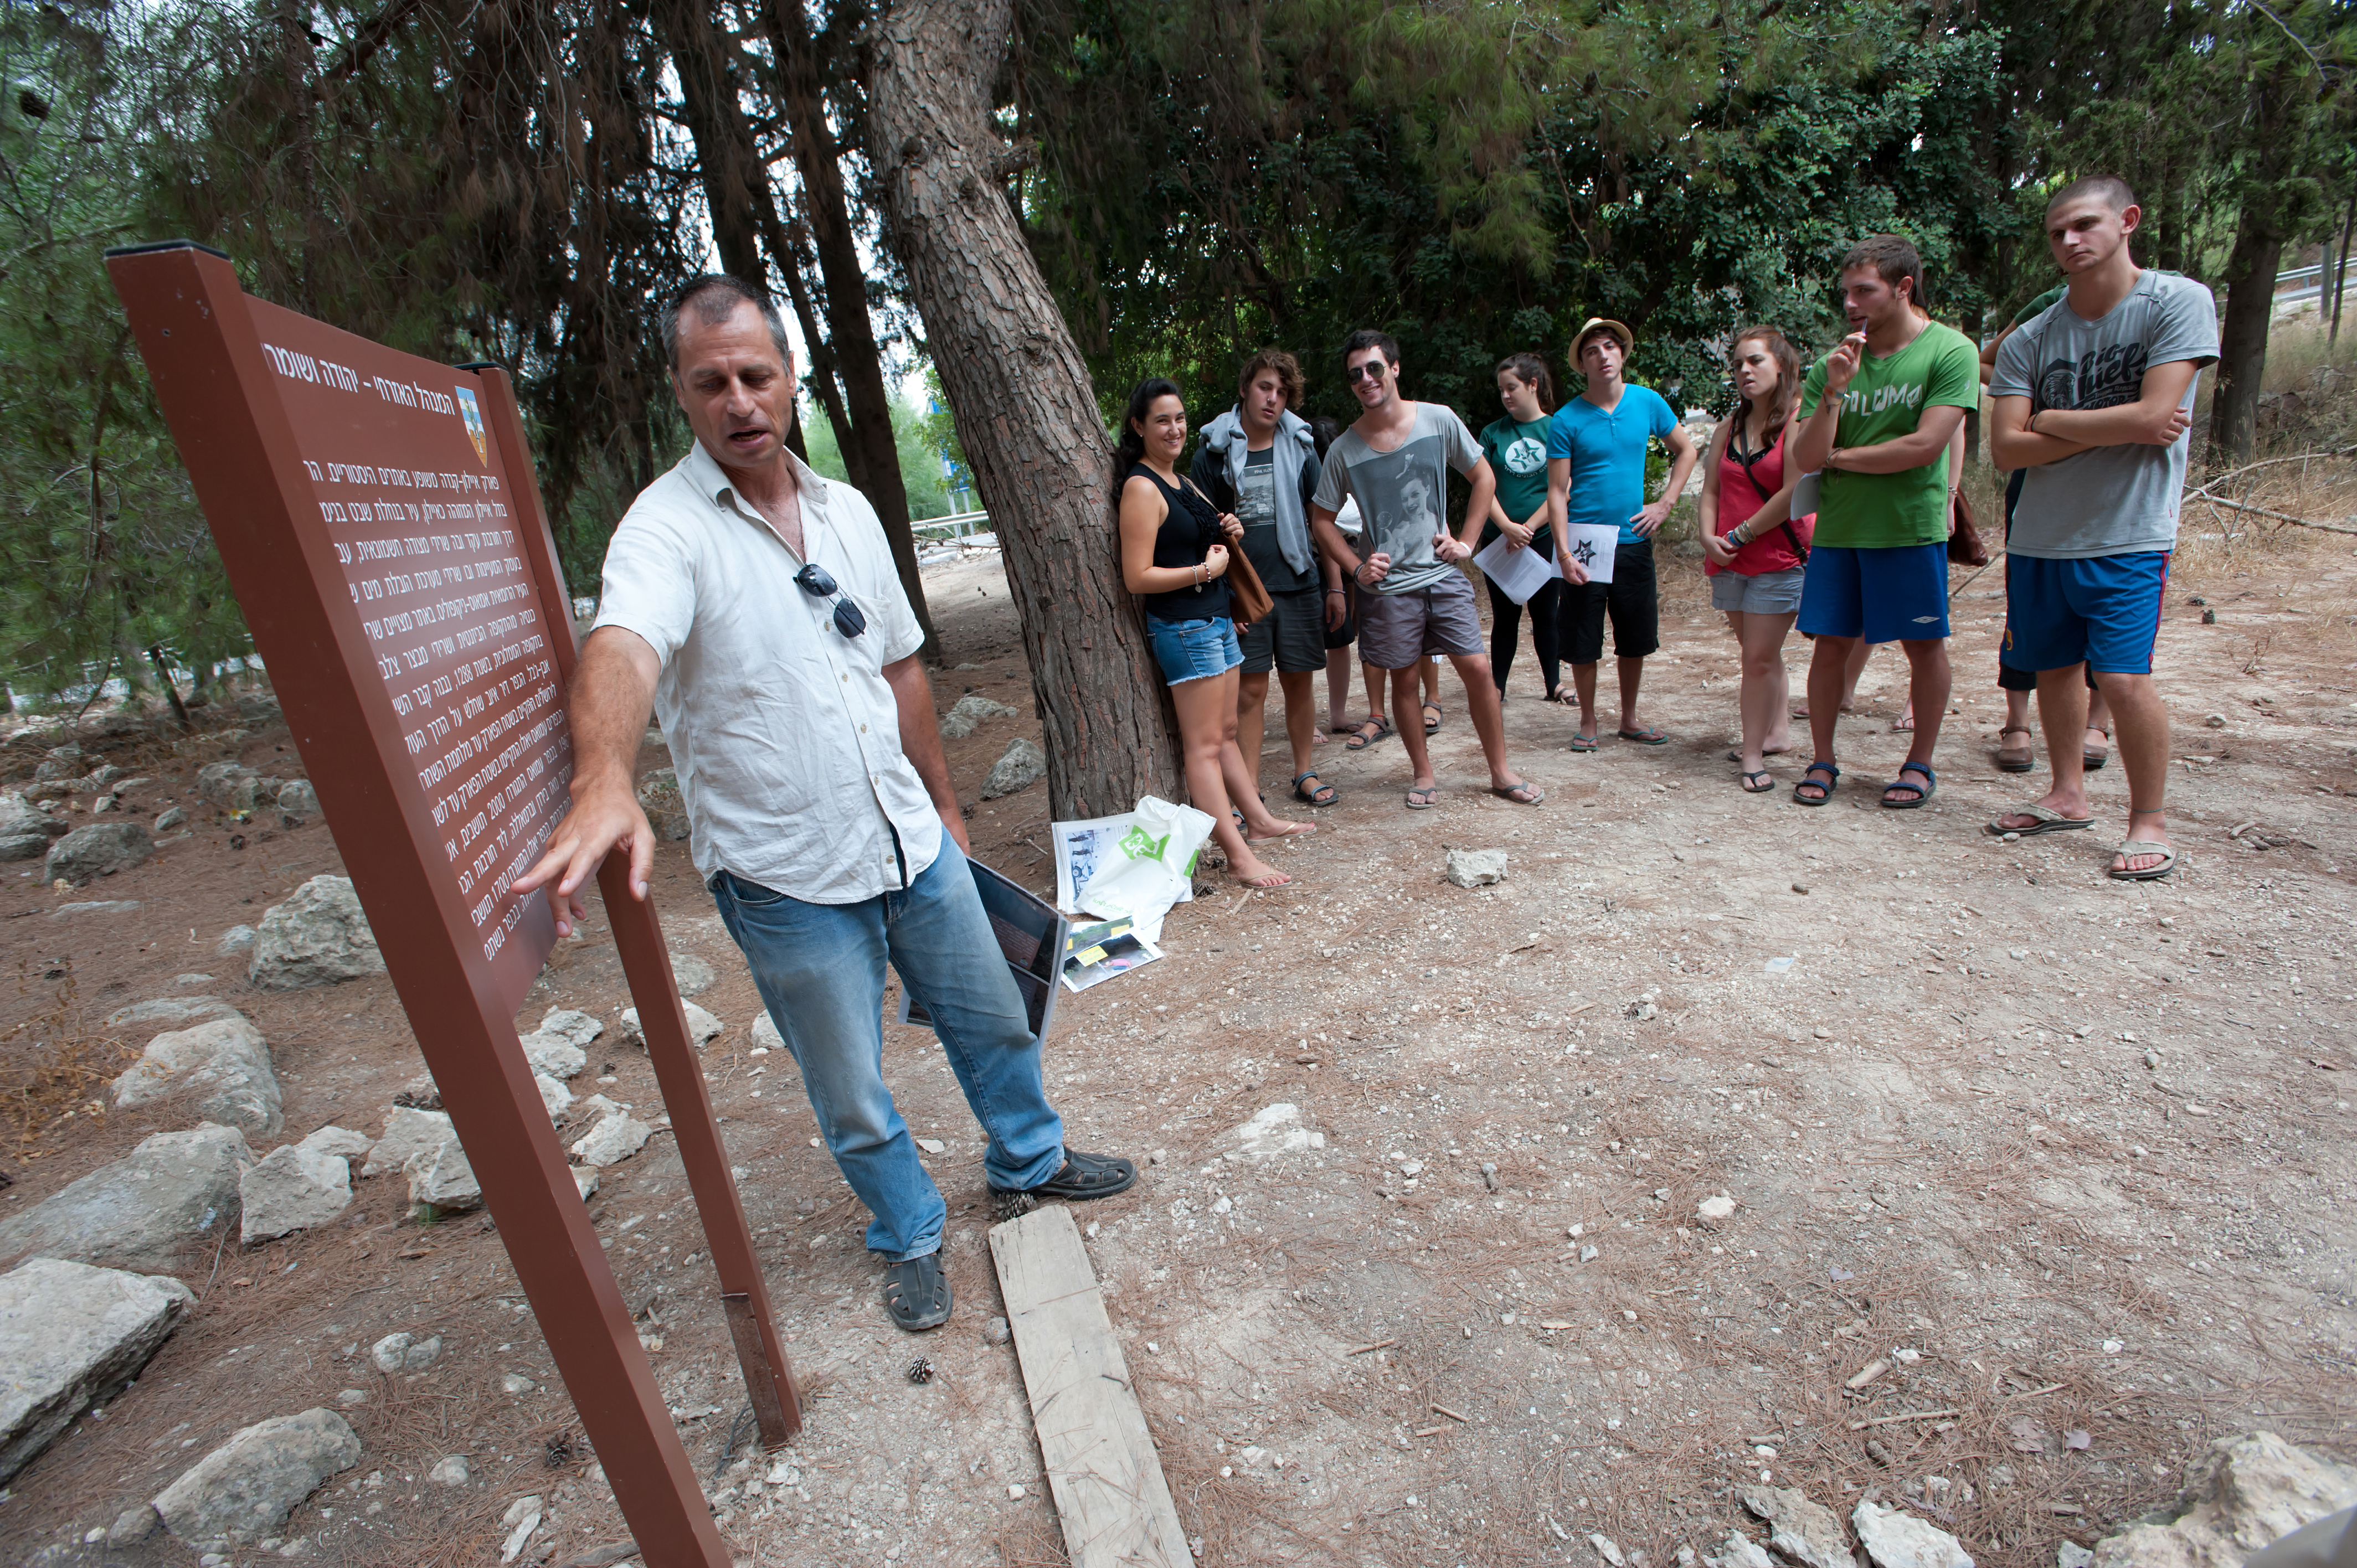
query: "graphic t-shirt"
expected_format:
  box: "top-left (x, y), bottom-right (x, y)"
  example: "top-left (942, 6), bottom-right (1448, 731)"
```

top-left (1798, 322), bottom-right (1979, 549)
top-left (1993, 270), bottom-right (2218, 559)
top-left (1312, 403), bottom-right (1484, 595)
top-left (1478, 415), bottom-right (1555, 555)
top-left (1232, 445), bottom-right (1307, 591)
top-left (1546, 385), bottom-right (1678, 546)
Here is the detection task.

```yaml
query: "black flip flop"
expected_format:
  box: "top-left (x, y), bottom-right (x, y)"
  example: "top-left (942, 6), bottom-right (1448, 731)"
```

top-left (882, 1252), bottom-right (953, 1332)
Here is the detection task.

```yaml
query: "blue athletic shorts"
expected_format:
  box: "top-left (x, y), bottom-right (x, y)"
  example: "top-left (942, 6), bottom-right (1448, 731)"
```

top-left (2003, 551), bottom-right (2170, 675)
top-left (1795, 541), bottom-right (1951, 642)
top-left (1147, 615), bottom-right (1243, 685)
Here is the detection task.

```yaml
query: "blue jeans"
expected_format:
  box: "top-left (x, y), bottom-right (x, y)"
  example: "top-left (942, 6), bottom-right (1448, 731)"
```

top-left (710, 839), bottom-right (1066, 1262)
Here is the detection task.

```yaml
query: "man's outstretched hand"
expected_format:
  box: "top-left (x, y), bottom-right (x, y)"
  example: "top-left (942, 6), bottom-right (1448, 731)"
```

top-left (512, 780), bottom-right (656, 938)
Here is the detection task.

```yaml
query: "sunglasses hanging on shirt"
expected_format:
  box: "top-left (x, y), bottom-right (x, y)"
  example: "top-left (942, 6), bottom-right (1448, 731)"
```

top-left (794, 563), bottom-right (868, 639)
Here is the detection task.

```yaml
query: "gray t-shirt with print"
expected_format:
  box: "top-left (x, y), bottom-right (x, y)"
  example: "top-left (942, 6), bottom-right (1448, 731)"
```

top-left (1310, 403), bottom-right (1484, 594)
top-left (1993, 270), bottom-right (2219, 559)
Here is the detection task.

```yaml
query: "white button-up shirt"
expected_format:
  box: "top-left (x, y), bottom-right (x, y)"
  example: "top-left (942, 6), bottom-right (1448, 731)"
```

top-left (593, 441), bottom-right (939, 904)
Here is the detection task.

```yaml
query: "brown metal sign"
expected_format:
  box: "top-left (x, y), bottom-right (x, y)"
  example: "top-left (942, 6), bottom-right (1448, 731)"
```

top-left (109, 240), bottom-right (796, 1568)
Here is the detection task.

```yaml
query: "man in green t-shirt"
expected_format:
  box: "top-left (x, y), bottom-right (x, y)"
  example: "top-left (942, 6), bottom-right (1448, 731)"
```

top-left (1789, 234), bottom-right (1979, 811)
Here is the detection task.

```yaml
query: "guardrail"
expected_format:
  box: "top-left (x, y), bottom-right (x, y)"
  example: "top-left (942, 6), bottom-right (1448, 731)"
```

top-left (2275, 258), bottom-right (2353, 297)
top-left (914, 509), bottom-right (992, 541)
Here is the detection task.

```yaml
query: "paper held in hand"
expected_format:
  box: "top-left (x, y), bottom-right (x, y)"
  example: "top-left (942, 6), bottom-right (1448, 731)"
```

top-left (1469, 534), bottom-right (1561, 605)
top-left (1558, 523), bottom-right (1621, 584)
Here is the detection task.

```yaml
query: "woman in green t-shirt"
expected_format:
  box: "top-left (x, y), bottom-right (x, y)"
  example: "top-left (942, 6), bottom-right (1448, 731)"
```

top-left (1478, 353), bottom-right (1565, 704)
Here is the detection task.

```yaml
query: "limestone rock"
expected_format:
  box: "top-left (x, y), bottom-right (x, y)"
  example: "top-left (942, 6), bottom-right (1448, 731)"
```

top-left (670, 951), bottom-right (715, 997)
top-left (362, 1107), bottom-right (455, 1178)
top-left (939, 693), bottom-right (1018, 738)
top-left (519, 1031), bottom-right (587, 1081)
top-left (405, 1139), bottom-right (482, 1212)
top-left (370, 1332), bottom-right (444, 1374)
top-left (1444, 847), bottom-right (1509, 888)
top-left (636, 768), bottom-right (689, 841)
top-left (0, 831), bottom-right (50, 862)
top-left (1707, 1533), bottom-right (1775, 1568)
top-left (570, 1112), bottom-right (653, 1167)
top-left (1742, 1485), bottom-right (1856, 1568)
top-left (194, 761), bottom-right (260, 813)
top-left (53, 899), bottom-right (140, 918)
top-left (112, 1016), bottom-right (282, 1136)
top-left (1698, 1195), bottom-right (1737, 1221)
top-left (1, 789), bottom-right (69, 849)
top-left (45, 821), bottom-right (152, 885)
top-left (216, 924), bottom-right (255, 956)
top-left (572, 1169), bottom-right (599, 1201)
top-left (535, 1074), bottom-right (573, 1123)
top-left (239, 1143), bottom-right (352, 1243)
top-left (430, 1454), bottom-right (470, 1485)
top-left (152, 1407), bottom-right (360, 1546)
top-left (275, 780), bottom-right (319, 819)
top-left (295, 1126), bottom-right (373, 1159)
top-left (248, 875), bottom-right (384, 989)
top-left (980, 737), bottom-right (1046, 799)
top-left (752, 1011), bottom-right (783, 1053)
top-left (1854, 1499), bottom-right (1973, 1568)
top-left (2091, 1431), bottom-right (2357, 1567)
top-left (620, 1001), bottom-right (722, 1048)
top-left (106, 1505), bottom-right (160, 1546)
top-left (1229, 1102), bottom-right (1322, 1158)
top-left (0, 1258), bottom-right (194, 1484)
top-left (31, 745), bottom-right (81, 781)
top-left (154, 806), bottom-right (187, 833)
top-left (536, 1009), bottom-right (603, 1048)
top-left (0, 1124), bottom-right (251, 1270)
top-left (105, 996), bottom-right (239, 1031)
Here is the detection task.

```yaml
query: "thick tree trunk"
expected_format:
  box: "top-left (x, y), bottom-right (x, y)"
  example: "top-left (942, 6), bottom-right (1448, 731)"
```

top-left (652, 0), bottom-right (770, 286)
top-left (2209, 223), bottom-right (2282, 471)
top-left (760, 0), bottom-right (934, 651)
top-left (868, 0), bottom-right (1180, 820)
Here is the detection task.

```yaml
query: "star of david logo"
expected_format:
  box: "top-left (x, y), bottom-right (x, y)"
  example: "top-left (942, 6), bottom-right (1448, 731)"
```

top-left (1571, 538), bottom-right (1599, 568)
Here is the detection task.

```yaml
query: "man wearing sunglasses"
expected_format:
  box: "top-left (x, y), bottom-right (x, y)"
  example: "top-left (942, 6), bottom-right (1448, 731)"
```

top-left (515, 275), bottom-right (1135, 1335)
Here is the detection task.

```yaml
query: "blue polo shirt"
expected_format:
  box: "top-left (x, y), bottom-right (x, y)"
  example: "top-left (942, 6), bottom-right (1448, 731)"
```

top-left (1546, 384), bottom-right (1677, 546)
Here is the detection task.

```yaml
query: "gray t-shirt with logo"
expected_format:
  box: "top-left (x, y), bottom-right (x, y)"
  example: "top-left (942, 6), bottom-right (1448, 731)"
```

top-left (1311, 403), bottom-right (1484, 594)
top-left (1993, 270), bottom-right (2219, 559)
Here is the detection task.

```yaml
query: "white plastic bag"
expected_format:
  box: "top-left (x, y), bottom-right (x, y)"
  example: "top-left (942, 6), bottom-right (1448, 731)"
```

top-left (1071, 795), bottom-right (1213, 945)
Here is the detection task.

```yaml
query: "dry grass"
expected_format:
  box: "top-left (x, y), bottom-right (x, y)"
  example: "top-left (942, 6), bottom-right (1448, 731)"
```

top-left (0, 960), bottom-right (135, 1164)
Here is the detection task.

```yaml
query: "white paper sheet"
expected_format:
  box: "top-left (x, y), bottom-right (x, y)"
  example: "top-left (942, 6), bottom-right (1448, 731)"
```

top-left (1470, 534), bottom-right (1561, 605)
top-left (1558, 523), bottom-right (1622, 584)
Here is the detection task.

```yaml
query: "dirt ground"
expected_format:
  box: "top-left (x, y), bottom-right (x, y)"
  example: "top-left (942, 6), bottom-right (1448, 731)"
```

top-left (2, 467), bottom-right (2354, 1568)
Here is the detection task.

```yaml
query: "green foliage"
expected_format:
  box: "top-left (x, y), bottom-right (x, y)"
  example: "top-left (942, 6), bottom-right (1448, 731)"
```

top-left (800, 388), bottom-right (960, 520)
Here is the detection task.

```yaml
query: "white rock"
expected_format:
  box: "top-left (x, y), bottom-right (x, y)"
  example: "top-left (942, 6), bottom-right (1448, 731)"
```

top-left (1444, 848), bottom-right (1509, 888)
top-left (500, 1493), bottom-right (543, 1563)
top-left (519, 1031), bottom-right (588, 1081)
top-left (106, 1504), bottom-right (160, 1546)
top-left (296, 1126), bottom-right (373, 1159)
top-left (1742, 1485), bottom-right (1855, 1568)
top-left (2057, 1545), bottom-right (2093, 1568)
top-left (1697, 1194), bottom-right (1737, 1221)
top-left (275, 780), bottom-right (320, 818)
top-left (239, 1143), bottom-right (353, 1243)
top-left (363, 1108), bottom-right (455, 1178)
top-left (405, 1139), bottom-right (482, 1211)
top-left (1590, 1533), bottom-right (1629, 1567)
top-left (1230, 1102), bottom-right (1316, 1158)
top-left (577, 1094), bottom-right (623, 1122)
top-left (429, 1455), bottom-right (470, 1486)
top-left (216, 924), bottom-right (255, 955)
top-left (572, 1169), bottom-right (599, 1201)
top-left (534, 1074), bottom-right (573, 1123)
top-left (619, 1002), bottom-right (722, 1048)
top-left (247, 876), bottom-right (385, 989)
top-left (2088, 1431), bottom-right (2357, 1567)
top-left (105, 996), bottom-right (240, 1031)
top-left (571, 1112), bottom-right (653, 1168)
top-left (1853, 1499), bottom-right (1974, 1568)
top-left (537, 1008), bottom-right (603, 1048)
top-left (0, 1123), bottom-right (252, 1271)
top-left (0, 1258), bottom-right (194, 1484)
top-left (914, 1137), bottom-right (946, 1154)
top-left (370, 1332), bottom-right (444, 1374)
top-left (669, 952), bottom-right (716, 997)
top-left (939, 693), bottom-right (1019, 738)
top-left (112, 1016), bottom-right (282, 1136)
top-left (152, 1407), bottom-right (360, 1547)
top-left (980, 737), bottom-right (1046, 798)
top-left (53, 898), bottom-right (141, 918)
top-left (1708, 1532), bottom-right (1775, 1568)
top-left (1399, 1159), bottom-right (1424, 1177)
top-left (752, 1012), bottom-right (783, 1053)
top-left (501, 1373), bottom-right (535, 1395)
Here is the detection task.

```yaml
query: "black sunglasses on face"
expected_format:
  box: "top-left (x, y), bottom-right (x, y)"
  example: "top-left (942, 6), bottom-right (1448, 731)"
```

top-left (795, 563), bottom-right (867, 638)
top-left (1345, 361), bottom-right (1390, 384)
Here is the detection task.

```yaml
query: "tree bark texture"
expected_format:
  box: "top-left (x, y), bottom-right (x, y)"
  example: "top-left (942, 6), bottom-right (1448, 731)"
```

top-left (760, 0), bottom-right (934, 651)
top-left (2206, 56), bottom-right (2303, 471)
top-left (868, 0), bottom-right (1180, 819)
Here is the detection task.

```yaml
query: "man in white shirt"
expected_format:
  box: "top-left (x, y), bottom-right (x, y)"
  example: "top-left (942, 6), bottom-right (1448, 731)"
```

top-left (514, 276), bottom-right (1134, 1334)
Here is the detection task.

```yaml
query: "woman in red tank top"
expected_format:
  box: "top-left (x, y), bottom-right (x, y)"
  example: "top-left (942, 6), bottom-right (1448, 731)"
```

top-left (1697, 328), bottom-right (1814, 792)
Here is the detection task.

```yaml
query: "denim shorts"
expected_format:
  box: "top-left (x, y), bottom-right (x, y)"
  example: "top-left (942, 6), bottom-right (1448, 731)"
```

top-left (1709, 565), bottom-right (1806, 615)
top-left (1147, 615), bottom-right (1243, 685)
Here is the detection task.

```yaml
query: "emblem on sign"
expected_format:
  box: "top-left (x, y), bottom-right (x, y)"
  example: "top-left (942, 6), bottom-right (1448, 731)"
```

top-left (456, 385), bottom-right (488, 466)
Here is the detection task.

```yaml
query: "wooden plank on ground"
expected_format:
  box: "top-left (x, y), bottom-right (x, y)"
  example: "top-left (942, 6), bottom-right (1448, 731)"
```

top-left (989, 1204), bottom-right (1191, 1568)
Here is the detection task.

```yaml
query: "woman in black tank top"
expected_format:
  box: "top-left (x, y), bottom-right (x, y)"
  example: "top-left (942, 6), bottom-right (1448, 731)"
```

top-left (1115, 378), bottom-right (1313, 889)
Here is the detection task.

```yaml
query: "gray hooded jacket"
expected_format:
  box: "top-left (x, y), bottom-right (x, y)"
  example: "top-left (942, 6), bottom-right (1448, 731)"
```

top-left (1188, 406), bottom-right (1320, 590)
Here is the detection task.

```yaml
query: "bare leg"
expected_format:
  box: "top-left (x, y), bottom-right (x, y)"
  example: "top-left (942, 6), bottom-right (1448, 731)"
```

top-left (1615, 654), bottom-right (1647, 733)
top-left (1735, 611), bottom-right (1798, 772)
top-left (1993, 667), bottom-right (2092, 831)
top-left (1325, 646), bottom-right (1355, 731)
top-left (1883, 637), bottom-right (1951, 800)
top-left (2091, 669), bottom-right (2172, 874)
top-left (1804, 635), bottom-right (1857, 775)
top-left (1391, 666), bottom-right (1437, 799)
top-left (1236, 669), bottom-right (1272, 783)
top-left (1445, 650), bottom-right (1529, 791)
top-left (2085, 683), bottom-right (2116, 765)
top-left (1419, 657), bottom-right (1443, 730)
top-left (1362, 661), bottom-right (1389, 723)
top-left (1569, 662), bottom-right (1599, 744)
top-left (1278, 669), bottom-right (1319, 781)
top-left (1841, 638), bottom-right (1871, 711)
top-left (1170, 671), bottom-right (1288, 885)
